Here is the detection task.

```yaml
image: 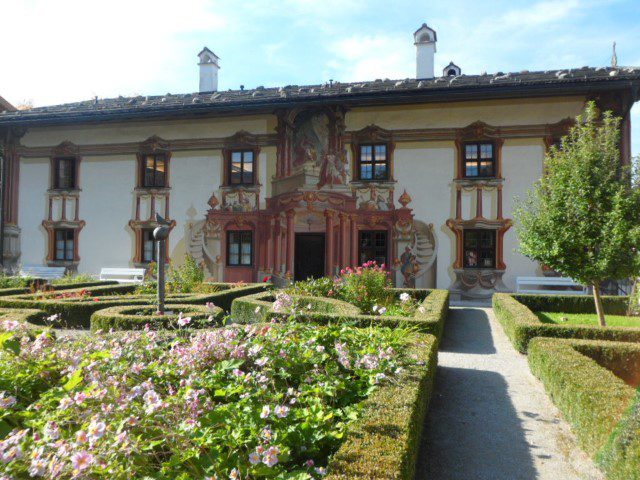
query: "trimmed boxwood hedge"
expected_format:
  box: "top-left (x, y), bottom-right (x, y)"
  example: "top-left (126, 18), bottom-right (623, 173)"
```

top-left (0, 308), bottom-right (47, 332)
top-left (493, 293), bottom-right (640, 353)
top-left (0, 280), bottom-right (118, 297)
top-left (511, 293), bottom-right (629, 315)
top-left (528, 337), bottom-right (640, 479)
top-left (90, 303), bottom-right (224, 332)
top-left (0, 283), bottom-right (266, 329)
top-left (231, 289), bottom-right (449, 339)
top-left (326, 333), bottom-right (438, 480)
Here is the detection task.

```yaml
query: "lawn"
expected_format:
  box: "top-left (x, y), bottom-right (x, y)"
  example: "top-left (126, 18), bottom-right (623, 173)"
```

top-left (537, 311), bottom-right (640, 328)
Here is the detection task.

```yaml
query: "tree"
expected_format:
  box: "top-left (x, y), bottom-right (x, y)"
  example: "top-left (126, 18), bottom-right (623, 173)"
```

top-left (514, 101), bottom-right (640, 326)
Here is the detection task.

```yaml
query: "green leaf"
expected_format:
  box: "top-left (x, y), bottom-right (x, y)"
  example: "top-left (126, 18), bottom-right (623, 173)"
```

top-left (63, 368), bottom-right (84, 391)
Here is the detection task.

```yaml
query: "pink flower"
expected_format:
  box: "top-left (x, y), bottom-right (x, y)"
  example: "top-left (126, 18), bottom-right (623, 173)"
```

top-left (0, 393), bottom-right (16, 409)
top-left (262, 446), bottom-right (280, 467)
top-left (229, 468), bottom-right (240, 479)
top-left (274, 405), bottom-right (289, 418)
top-left (143, 390), bottom-right (162, 413)
top-left (44, 422), bottom-right (60, 440)
top-left (70, 451), bottom-right (93, 473)
top-left (249, 451), bottom-right (261, 464)
top-left (1, 320), bottom-right (19, 331)
top-left (260, 405), bottom-right (271, 418)
top-left (87, 419), bottom-right (106, 441)
top-left (75, 430), bottom-right (88, 444)
top-left (73, 392), bottom-right (87, 405)
top-left (177, 312), bottom-right (191, 327)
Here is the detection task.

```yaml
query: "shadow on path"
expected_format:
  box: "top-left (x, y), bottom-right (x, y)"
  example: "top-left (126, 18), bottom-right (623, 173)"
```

top-left (415, 366), bottom-right (537, 480)
top-left (438, 307), bottom-right (496, 355)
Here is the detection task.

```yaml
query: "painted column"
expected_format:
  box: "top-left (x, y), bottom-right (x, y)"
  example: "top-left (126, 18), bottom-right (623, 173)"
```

top-left (285, 210), bottom-right (295, 279)
top-left (497, 185), bottom-right (503, 220)
top-left (350, 215), bottom-right (358, 267)
top-left (273, 216), bottom-right (281, 276)
top-left (475, 185), bottom-right (483, 219)
top-left (338, 212), bottom-right (348, 268)
top-left (455, 186), bottom-right (462, 220)
top-left (324, 210), bottom-right (335, 276)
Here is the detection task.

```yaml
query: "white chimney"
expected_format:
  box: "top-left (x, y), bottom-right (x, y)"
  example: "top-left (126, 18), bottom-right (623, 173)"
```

top-left (198, 47), bottom-right (220, 92)
top-left (414, 23), bottom-right (437, 79)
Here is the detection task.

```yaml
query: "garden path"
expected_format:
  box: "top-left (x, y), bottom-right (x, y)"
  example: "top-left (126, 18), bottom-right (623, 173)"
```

top-left (415, 306), bottom-right (603, 480)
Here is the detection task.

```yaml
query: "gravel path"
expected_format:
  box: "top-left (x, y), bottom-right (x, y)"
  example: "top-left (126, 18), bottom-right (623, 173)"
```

top-left (415, 306), bottom-right (604, 480)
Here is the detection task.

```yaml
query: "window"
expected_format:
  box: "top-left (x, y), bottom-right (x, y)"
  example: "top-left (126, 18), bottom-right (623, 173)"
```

top-left (358, 230), bottom-right (387, 266)
top-left (141, 154), bottom-right (167, 188)
top-left (463, 142), bottom-right (495, 178)
top-left (463, 230), bottom-right (496, 268)
top-left (54, 229), bottom-right (74, 261)
top-left (227, 231), bottom-right (252, 266)
top-left (358, 144), bottom-right (388, 181)
top-left (141, 228), bottom-right (157, 263)
top-left (229, 150), bottom-right (254, 185)
top-left (53, 157), bottom-right (77, 189)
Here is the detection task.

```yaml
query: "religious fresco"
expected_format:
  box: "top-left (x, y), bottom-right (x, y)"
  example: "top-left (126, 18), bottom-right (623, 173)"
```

top-left (292, 111), bottom-right (329, 169)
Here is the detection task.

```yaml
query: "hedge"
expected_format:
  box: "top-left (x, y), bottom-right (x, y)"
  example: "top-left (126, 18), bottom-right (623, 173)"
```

top-left (493, 293), bottom-right (640, 353)
top-left (511, 293), bottom-right (629, 315)
top-left (0, 308), bottom-right (47, 333)
top-left (231, 289), bottom-right (449, 339)
top-left (0, 280), bottom-right (118, 297)
top-left (90, 303), bottom-right (224, 332)
top-left (0, 283), bottom-right (266, 329)
top-left (528, 337), bottom-right (639, 479)
top-left (326, 333), bottom-right (438, 479)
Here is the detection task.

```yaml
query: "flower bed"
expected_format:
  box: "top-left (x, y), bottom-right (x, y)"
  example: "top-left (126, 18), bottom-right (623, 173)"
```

top-left (528, 337), bottom-right (640, 479)
top-left (232, 288), bottom-right (449, 339)
top-left (492, 293), bottom-right (640, 353)
top-left (89, 303), bottom-right (224, 332)
top-left (0, 283), bottom-right (266, 329)
top-left (0, 322), bottom-right (437, 479)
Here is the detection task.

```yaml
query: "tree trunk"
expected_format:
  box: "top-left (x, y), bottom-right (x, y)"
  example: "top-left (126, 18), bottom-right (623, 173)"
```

top-left (592, 283), bottom-right (607, 327)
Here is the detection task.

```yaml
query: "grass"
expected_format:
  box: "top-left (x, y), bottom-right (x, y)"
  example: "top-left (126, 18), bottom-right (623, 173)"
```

top-left (537, 312), bottom-right (640, 328)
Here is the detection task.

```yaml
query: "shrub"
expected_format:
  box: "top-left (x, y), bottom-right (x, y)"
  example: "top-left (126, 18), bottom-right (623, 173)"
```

top-left (0, 275), bottom-right (31, 289)
top-left (51, 273), bottom-right (97, 285)
top-left (511, 293), bottom-right (629, 315)
top-left (232, 288), bottom-right (449, 340)
top-left (493, 293), bottom-right (640, 353)
top-left (338, 262), bottom-right (391, 314)
top-left (0, 323), bottom-right (430, 479)
top-left (90, 303), bottom-right (224, 332)
top-left (528, 337), bottom-right (639, 478)
top-left (169, 254), bottom-right (205, 293)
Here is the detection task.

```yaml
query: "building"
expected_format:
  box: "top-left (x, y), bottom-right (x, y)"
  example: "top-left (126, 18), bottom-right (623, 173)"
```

top-left (0, 24), bottom-right (638, 299)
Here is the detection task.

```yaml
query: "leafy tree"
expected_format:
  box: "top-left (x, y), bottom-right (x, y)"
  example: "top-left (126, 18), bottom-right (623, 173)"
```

top-left (514, 101), bottom-right (640, 326)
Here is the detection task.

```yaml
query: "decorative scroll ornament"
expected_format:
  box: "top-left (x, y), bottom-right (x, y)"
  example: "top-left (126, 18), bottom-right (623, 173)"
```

top-left (398, 190), bottom-right (412, 208)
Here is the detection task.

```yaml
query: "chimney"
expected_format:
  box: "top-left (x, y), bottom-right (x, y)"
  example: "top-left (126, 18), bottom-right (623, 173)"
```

top-left (198, 47), bottom-right (220, 92)
top-left (414, 23), bottom-right (437, 79)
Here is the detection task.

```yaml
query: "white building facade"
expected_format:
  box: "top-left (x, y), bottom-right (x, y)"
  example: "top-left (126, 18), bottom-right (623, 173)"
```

top-left (1, 24), bottom-right (638, 299)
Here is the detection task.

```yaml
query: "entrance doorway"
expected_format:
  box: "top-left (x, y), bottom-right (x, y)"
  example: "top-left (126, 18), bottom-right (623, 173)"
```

top-left (294, 233), bottom-right (325, 281)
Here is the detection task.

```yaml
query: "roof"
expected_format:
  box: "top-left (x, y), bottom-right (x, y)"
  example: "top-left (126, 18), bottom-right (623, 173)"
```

top-left (1, 66), bottom-right (639, 127)
top-left (0, 95), bottom-right (16, 113)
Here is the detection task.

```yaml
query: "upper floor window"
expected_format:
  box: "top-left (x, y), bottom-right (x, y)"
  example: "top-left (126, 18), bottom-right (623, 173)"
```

top-left (464, 142), bottom-right (495, 178)
top-left (227, 230), bottom-right (253, 266)
top-left (54, 228), bottom-right (75, 261)
top-left (53, 157), bottom-right (77, 189)
top-left (141, 154), bottom-right (167, 188)
top-left (463, 229), bottom-right (496, 268)
top-left (358, 144), bottom-right (388, 181)
top-left (141, 228), bottom-right (157, 263)
top-left (229, 150), bottom-right (254, 185)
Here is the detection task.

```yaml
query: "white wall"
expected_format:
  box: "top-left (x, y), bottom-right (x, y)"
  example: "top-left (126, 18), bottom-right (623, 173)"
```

top-left (77, 155), bottom-right (136, 274)
top-left (393, 143), bottom-right (455, 290)
top-left (18, 158), bottom-right (49, 267)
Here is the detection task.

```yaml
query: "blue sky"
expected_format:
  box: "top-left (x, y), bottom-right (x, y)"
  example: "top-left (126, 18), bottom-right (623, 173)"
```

top-left (1, 0), bottom-right (639, 155)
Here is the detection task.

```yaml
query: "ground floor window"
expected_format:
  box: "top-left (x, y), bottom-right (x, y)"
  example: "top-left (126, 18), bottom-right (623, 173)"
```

top-left (54, 229), bottom-right (74, 261)
top-left (227, 230), bottom-right (253, 266)
top-left (141, 228), bottom-right (157, 263)
top-left (358, 230), bottom-right (387, 266)
top-left (463, 229), bottom-right (496, 268)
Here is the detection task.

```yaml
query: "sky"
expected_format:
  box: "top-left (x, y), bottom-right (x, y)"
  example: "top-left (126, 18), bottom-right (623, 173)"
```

top-left (1, 0), bottom-right (639, 155)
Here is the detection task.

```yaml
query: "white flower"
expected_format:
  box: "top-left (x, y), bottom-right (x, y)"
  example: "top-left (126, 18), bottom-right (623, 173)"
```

top-left (399, 292), bottom-right (410, 303)
top-left (418, 306), bottom-right (426, 314)
top-left (372, 305), bottom-right (378, 312)
top-left (229, 468), bottom-right (240, 479)
top-left (378, 307), bottom-right (387, 315)
top-left (254, 306), bottom-right (261, 314)
top-left (143, 390), bottom-right (162, 414)
top-left (70, 451), bottom-right (93, 472)
top-left (1, 320), bottom-right (19, 331)
top-left (260, 405), bottom-right (271, 418)
top-left (274, 405), bottom-right (289, 418)
top-left (177, 312), bottom-right (191, 327)
top-left (87, 419), bottom-right (106, 441)
top-left (0, 392), bottom-right (17, 409)
top-left (249, 451), bottom-right (261, 464)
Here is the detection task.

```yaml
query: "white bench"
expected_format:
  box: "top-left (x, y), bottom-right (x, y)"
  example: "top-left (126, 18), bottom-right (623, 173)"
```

top-left (516, 276), bottom-right (587, 295)
top-left (99, 267), bottom-right (146, 284)
top-left (19, 265), bottom-right (66, 281)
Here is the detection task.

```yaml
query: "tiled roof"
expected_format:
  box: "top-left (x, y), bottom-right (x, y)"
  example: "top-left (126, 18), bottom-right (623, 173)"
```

top-left (1, 66), bottom-right (639, 126)
top-left (0, 95), bottom-right (15, 113)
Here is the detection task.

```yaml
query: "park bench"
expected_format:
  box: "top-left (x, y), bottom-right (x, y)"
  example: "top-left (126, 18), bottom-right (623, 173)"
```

top-left (19, 265), bottom-right (66, 281)
top-left (99, 267), bottom-right (145, 284)
top-left (516, 276), bottom-right (587, 295)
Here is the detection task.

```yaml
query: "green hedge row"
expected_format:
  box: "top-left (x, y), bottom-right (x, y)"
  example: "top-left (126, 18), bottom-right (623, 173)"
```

top-left (90, 303), bottom-right (224, 332)
top-left (511, 293), bottom-right (629, 315)
top-left (528, 338), bottom-right (639, 479)
top-left (0, 284), bottom-right (266, 329)
top-left (493, 293), bottom-right (640, 353)
top-left (0, 280), bottom-right (119, 297)
top-left (0, 308), bottom-right (47, 333)
top-left (326, 333), bottom-right (438, 479)
top-left (231, 289), bottom-right (449, 339)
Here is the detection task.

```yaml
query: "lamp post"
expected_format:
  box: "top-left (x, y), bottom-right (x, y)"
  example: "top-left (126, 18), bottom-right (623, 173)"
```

top-left (153, 214), bottom-right (171, 315)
